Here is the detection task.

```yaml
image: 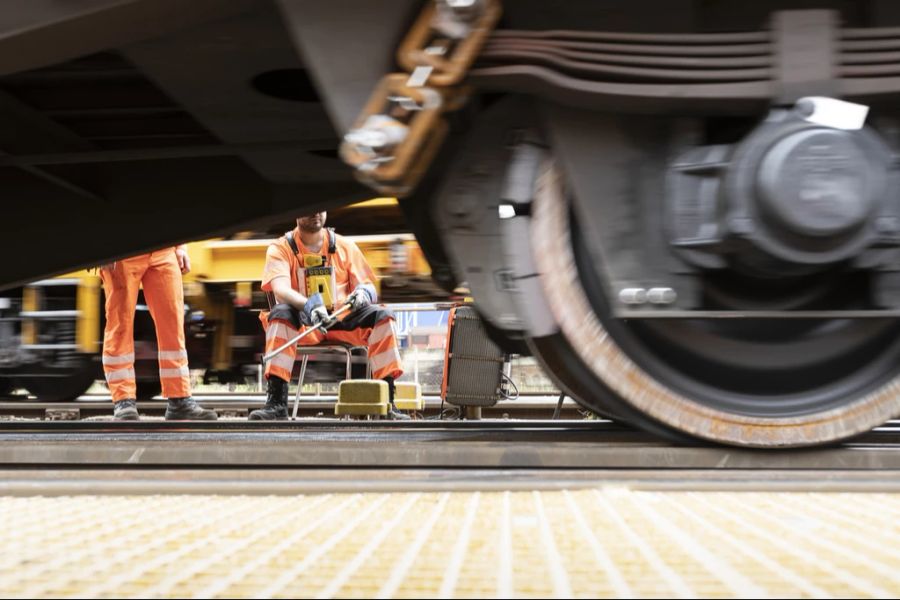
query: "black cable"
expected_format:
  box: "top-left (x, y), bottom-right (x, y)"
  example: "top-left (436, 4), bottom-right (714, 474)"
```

top-left (500, 372), bottom-right (520, 401)
top-left (426, 406), bottom-right (460, 421)
top-left (552, 392), bottom-right (565, 420)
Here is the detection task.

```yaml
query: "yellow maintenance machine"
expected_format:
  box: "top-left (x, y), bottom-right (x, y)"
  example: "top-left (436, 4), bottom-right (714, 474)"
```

top-left (0, 202), bottom-right (437, 401)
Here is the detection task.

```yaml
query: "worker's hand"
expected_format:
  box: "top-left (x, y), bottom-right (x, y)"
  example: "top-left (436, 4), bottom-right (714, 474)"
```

top-left (310, 306), bottom-right (336, 329)
top-left (175, 246), bottom-right (191, 274)
top-left (99, 262), bottom-right (117, 273)
top-left (347, 285), bottom-right (375, 311)
top-left (303, 293), bottom-right (336, 329)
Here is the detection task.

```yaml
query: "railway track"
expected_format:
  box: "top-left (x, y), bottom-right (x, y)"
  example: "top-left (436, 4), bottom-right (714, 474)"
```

top-left (0, 420), bottom-right (898, 490)
top-left (2, 393), bottom-right (897, 494)
top-left (0, 394), bottom-right (584, 420)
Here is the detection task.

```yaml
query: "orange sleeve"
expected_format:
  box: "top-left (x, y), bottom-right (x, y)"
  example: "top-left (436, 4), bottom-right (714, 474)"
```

top-left (261, 243), bottom-right (292, 292)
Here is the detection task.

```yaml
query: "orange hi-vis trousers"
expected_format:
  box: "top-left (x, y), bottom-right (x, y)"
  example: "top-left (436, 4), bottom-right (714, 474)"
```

top-left (263, 303), bottom-right (403, 383)
top-left (100, 249), bottom-right (190, 402)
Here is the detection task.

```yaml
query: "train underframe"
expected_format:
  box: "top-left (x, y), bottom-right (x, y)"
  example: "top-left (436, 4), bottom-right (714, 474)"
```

top-left (4, 1), bottom-right (900, 445)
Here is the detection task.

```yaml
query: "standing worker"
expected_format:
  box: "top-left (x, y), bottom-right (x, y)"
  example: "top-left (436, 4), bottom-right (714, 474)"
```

top-left (100, 246), bottom-right (218, 421)
top-left (253, 211), bottom-right (408, 420)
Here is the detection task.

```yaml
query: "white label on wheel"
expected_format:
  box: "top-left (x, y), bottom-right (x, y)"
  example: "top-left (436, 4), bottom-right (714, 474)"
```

top-left (800, 96), bottom-right (869, 130)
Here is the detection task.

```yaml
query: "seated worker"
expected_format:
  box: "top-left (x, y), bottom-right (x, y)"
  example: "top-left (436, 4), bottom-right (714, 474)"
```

top-left (252, 211), bottom-right (408, 420)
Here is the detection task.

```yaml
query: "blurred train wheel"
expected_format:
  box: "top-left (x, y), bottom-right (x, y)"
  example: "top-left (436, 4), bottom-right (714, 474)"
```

top-left (26, 367), bottom-right (97, 403)
top-left (527, 162), bottom-right (900, 448)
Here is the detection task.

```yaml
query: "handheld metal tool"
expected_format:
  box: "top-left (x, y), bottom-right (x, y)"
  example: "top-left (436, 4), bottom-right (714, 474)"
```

top-left (261, 302), bottom-right (353, 365)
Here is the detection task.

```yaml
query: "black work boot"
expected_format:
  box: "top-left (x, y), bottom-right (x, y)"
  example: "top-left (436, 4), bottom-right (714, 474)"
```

top-left (384, 377), bottom-right (411, 421)
top-left (249, 377), bottom-right (289, 420)
top-left (165, 397), bottom-right (218, 421)
top-left (113, 399), bottom-right (139, 421)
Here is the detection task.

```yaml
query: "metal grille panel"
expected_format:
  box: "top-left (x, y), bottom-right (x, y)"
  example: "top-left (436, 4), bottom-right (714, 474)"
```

top-left (444, 307), bottom-right (505, 407)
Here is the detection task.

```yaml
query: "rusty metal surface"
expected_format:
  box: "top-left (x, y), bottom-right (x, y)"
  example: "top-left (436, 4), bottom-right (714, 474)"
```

top-left (529, 162), bottom-right (900, 447)
top-left (397, 0), bottom-right (502, 86)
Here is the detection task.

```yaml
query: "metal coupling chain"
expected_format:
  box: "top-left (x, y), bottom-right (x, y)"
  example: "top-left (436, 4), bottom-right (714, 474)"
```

top-left (340, 0), bottom-right (501, 195)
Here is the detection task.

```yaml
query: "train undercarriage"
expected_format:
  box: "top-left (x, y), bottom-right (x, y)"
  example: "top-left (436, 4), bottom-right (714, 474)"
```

top-left (4, 0), bottom-right (900, 446)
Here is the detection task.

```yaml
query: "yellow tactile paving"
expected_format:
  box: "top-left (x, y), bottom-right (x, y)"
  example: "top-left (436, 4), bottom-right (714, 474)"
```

top-left (0, 489), bottom-right (899, 598)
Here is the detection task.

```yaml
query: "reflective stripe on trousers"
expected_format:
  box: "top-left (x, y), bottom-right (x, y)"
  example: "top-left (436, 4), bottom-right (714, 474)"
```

top-left (100, 249), bottom-right (191, 401)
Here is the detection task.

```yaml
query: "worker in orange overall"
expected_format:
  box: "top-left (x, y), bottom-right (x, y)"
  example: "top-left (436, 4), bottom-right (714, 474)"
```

top-left (100, 246), bottom-right (217, 421)
top-left (252, 211), bottom-right (407, 420)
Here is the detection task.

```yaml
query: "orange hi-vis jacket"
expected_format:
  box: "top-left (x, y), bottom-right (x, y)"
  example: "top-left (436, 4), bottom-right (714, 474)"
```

top-left (262, 228), bottom-right (377, 311)
top-left (260, 228), bottom-right (403, 382)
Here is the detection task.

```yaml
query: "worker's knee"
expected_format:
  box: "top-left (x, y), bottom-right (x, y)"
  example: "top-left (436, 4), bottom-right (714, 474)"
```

top-left (269, 303), bottom-right (301, 329)
top-left (357, 304), bottom-right (394, 329)
top-left (371, 305), bottom-right (394, 323)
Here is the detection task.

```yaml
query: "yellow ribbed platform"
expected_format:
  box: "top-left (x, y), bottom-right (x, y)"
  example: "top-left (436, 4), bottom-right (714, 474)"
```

top-left (393, 382), bottom-right (424, 411)
top-left (335, 380), bottom-right (388, 416)
top-left (1, 489), bottom-right (898, 598)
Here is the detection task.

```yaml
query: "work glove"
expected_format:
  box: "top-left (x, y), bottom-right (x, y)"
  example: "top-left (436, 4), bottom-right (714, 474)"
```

top-left (303, 293), bottom-right (336, 329)
top-left (347, 284), bottom-right (376, 312)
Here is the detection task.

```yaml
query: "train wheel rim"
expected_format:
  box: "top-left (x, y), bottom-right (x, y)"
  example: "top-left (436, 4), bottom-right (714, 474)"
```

top-left (530, 161), bottom-right (900, 447)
